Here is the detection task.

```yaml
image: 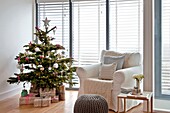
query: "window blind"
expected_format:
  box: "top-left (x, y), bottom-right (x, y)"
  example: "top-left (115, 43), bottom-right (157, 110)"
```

top-left (162, 0), bottom-right (170, 95)
top-left (37, 0), bottom-right (143, 66)
top-left (109, 0), bottom-right (143, 53)
top-left (37, 1), bottom-right (70, 56)
top-left (72, 0), bottom-right (106, 65)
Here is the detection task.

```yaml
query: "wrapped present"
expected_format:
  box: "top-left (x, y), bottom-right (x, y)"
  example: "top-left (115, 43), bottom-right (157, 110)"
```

top-left (30, 83), bottom-right (39, 94)
top-left (51, 95), bottom-right (59, 103)
top-left (59, 85), bottom-right (65, 93)
top-left (39, 88), bottom-right (56, 97)
top-left (29, 89), bottom-right (39, 94)
top-left (59, 93), bottom-right (65, 101)
top-left (19, 95), bottom-right (36, 105)
top-left (21, 89), bottom-right (28, 97)
top-left (29, 93), bottom-right (38, 97)
top-left (34, 97), bottom-right (51, 107)
top-left (34, 98), bottom-right (41, 107)
top-left (59, 85), bottom-right (65, 101)
top-left (42, 97), bottom-right (51, 107)
top-left (48, 88), bottom-right (56, 97)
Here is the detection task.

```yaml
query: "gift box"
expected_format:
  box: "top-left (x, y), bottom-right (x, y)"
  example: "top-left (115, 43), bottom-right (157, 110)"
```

top-left (19, 95), bottom-right (36, 105)
top-left (42, 97), bottom-right (51, 107)
top-left (29, 89), bottom-right (39, 94)
top-left (34, 97), bottom-right (51, 107)
top-left (29, 93), bottom-right (38, 97)
top-left (51, 95), bottom-right (59, 103)
top-left (59, 85), bottom-right (65, 100)
top-left (21, 89), bottom-right (28, 97)
top-left (39, 88), bottom-right (56, 97)
top-left (59, 85), bottom-right (65, 93)
top-left (59, 93), bottom-right (65, 101)
top-left (34, 98), bottom-right (42, 107)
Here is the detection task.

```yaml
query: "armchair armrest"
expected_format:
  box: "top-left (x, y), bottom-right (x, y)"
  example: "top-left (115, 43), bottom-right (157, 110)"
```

top-left (76, 63), bottom-right (101, 79)
top-left (113, 65), bottom-right (142, 88)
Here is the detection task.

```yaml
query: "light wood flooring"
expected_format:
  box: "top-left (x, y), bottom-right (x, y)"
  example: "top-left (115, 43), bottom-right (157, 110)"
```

top-left (0, 90), bottom-right (169, 113)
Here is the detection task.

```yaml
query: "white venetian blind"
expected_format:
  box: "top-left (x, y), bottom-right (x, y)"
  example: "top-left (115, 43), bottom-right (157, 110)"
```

top-left (161, 0), bottom-right (170, 95)
top-left (72, 0), bottom-right (106, 66)
top-left (109, 0), bottom-right (143, 53)
top-left (37, 1), bottom-right (70, 55)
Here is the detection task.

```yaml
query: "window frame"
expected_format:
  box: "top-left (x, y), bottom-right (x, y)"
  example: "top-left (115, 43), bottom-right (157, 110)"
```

top-left (155, 0), bottom-right (170, 100)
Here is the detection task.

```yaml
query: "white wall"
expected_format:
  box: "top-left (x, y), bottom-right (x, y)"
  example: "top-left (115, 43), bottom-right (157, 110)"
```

top-left (143, 1), bottom-right (153, 112)
top-left (0, 0), bottom-right (33, 100)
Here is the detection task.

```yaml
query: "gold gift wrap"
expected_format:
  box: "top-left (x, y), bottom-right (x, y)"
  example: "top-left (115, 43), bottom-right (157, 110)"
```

top-left (19, 96), bottom-right (36, 105)
top-left (34, 97), bottom-right (51, 107)
top-left (42, 97), bottom-right (51, 107)
top-left (34, 98), bottom-right (41, 107)
top-left (39, 88), bottom-right (56, 97)
top-left (29, 89), bottom-right (39, 94)
top-left (59, 85), bottom-right (65, 93)
top-left (59, 85), bottom-right (65, 101)
top-left (59, 93), bottom-right (65, 101)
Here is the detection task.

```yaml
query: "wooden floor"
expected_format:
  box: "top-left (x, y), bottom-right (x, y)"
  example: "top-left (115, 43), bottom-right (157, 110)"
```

top-left (0, 90), bottom-right (169, 113)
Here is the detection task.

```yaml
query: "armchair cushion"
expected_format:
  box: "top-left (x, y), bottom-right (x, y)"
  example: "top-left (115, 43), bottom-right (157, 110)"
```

top-left (123, 52), bottom-right (141, 68)
top-left (100, 50), bottom-right (141, 68)
top-left (103, 55), bottom-right (125, 70)
top-left (98, 63), bottom-right (117, 80)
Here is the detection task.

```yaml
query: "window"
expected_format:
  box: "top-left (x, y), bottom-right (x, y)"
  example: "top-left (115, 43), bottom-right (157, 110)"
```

top-left (110, 0), bottom-right (143, 53)
top-left (161, 0), bottom-right (170, 96)
top-left (72, 0), bottom-right (106, 66)
top-left (37, 0), bottom-right (70, 56)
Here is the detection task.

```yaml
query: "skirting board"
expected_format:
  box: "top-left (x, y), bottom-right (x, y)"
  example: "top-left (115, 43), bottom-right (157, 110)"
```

top-left (0, 86), bottom-right (22, 101)
top-left (154, 108), bottom-right (170, 112)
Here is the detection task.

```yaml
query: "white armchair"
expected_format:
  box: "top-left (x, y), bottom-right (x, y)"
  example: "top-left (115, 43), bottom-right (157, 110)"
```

top-left (76, 50), bottom-right (142, 112)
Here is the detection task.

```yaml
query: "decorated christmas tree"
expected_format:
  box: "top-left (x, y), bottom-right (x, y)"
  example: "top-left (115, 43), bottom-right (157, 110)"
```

top-left (7, 18), bottom-right (76, 91)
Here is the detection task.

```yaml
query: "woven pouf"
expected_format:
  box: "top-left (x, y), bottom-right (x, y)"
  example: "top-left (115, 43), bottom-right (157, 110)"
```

top-left (74, 94), bottom-right (108, 113)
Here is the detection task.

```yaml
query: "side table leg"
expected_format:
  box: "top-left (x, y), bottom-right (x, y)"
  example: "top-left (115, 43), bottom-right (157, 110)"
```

top-left (124, 98), bottom-right (126, 113)
top-left (151, 96), bottom-right (153, 113)
top-left (117, 97), bottom-right (119, 113)
top-left (147, 99), bottom-right (149, 113)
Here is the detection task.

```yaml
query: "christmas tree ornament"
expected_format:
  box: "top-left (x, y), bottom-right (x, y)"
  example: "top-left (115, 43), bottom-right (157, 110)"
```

top-left (25, 57), bottom-right (29, 61)
top-left (35, 47), bottom-right (40, 52)
top-left (27, 51), bottom-right (32, 55)
top-left (40, 67), bottom-right (44, 71)
top-left (40, 55), bottom-right (44, 59)
top-left (43, 17), bottom-right (51, 28)
top-left (48, 67), bottom-right (52, 70)
top-left (17, 57), bottom-right (20, 62)
top-left (53, 63), bottom-right (58, 68)
top-left (46, 56), bottom-right (49, 58)
top-left (38, 65), bottom-right (43, 68)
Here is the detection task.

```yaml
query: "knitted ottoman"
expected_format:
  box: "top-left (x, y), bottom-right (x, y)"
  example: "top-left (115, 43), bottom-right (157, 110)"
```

top-left (74, 94), bottom-right (108, 113)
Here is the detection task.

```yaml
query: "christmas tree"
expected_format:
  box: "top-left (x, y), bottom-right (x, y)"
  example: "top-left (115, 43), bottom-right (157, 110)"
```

top-left (7, 18), bottom-right (76, 90)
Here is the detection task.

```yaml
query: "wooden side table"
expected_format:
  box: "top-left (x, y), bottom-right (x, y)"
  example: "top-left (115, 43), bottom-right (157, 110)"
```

top-left (117, 91), bottom-right (153, 113)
